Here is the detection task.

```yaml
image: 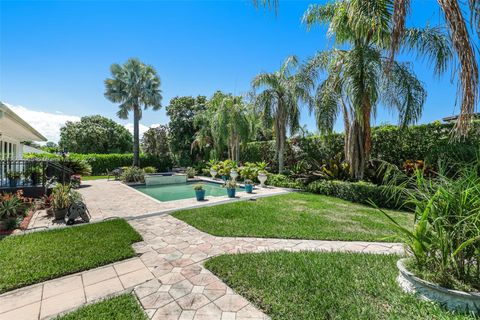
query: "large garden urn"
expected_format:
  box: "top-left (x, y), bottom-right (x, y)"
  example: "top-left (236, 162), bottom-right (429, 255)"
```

top-left (258, 172), bottom-right (267, 187)
top-left (230, 169), bottom-right (238, 181)
top-left (210, 169), bottom-right (217, 179)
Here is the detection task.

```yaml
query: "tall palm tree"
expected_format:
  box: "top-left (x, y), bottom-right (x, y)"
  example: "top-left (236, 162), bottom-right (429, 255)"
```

top-left (390, 0), bottom-right (479, 136)
top-left (252, 56), bottom-right (313, 173)
top-left (302, 0), bottom-right (452, 179)
top-left (104, 58), bottom-right (162, 167)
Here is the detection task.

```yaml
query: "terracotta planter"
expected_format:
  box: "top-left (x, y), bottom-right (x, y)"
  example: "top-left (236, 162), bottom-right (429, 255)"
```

top-left (397, 258), bottom-right (480, 314)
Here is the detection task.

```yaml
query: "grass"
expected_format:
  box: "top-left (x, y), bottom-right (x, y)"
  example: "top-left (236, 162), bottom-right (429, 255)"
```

top-left (82, 175), bottom-right (108, 181)
top-left (205, 252), bottom-right (477, 320)
top-left (56, 294), bottom-right (147, 320)
top-left (0, 219), bottom-right (142, 293)
top-left (173, 192), bottom-right (412, 242)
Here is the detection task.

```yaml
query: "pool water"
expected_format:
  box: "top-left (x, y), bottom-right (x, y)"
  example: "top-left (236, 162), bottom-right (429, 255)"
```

top-left (133, 182), bottom-right (243, 202)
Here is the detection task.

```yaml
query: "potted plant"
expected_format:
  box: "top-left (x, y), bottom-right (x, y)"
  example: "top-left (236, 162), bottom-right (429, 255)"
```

top-left (224, 179), bottom-right (237, 198)
top-left (244, 179), bottom-right (254, 193)
top-left (210, 164), bottom-right (218, 179)
top-left (256, 162), bottom-right (268, 187)
top-left (26, 166), bottom-right (42, 186)
top-left (70, 175), bottom-right (81, 189)
top-left (193, 184), bottom-right (206, 201)
top-left (7, 171), bottom-right (21, 188)
top-left (51, 184), bottom-right (71, 220)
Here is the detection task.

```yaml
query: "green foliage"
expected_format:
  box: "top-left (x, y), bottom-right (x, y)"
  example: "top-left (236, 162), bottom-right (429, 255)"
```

top-left (56, 294), bottom-right (147, 320)
top-left (59, 115), bottom-right (133, 154)
top-left (224, 179), bottom-right (238, 189)
top-left (193, 184), bottom-right (204, 191)
top-left (186, 167), bottom-right (196, 178)
top-left (142, 166), bottom-right (156, 174)
top-left (377, 164), bottom-right (480, 291)
top-left (239, 162), bottom-right (258, 180)
top-left (24, 153), bottom-right (173, 176)
top-left (306, 180), bottom-right (406, 210)
top-left (266, 174), bottom-right (303, 189)
top-left (0, 219), bottom-right (142, 293)
top-left (141, 125), bottom-right (170, 157)
top-left (166, 95), bottom-right (207, 166)
top-left (51, 184), bottom-right (81, 210)
top-left (120, 167), bottom-right (145, 183)
top-left (0, 195), bottom-right (24, 219)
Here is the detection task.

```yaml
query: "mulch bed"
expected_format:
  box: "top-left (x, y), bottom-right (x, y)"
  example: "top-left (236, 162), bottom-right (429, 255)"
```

top-left (0, 210), bottom-right (35, 236)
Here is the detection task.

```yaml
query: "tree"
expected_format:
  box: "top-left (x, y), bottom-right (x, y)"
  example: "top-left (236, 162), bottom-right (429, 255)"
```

top-left (303, 0), bottom-right (451, 180)
top-left (192, 91), bottom-right (252, 162)
top-left (390, 0), bottom-right (479, 136)
top-left (252, 56), bottom-right (313, 173)
top-left (59, 115), bottom-right (133, 154)
top-left (166, 96), bottom-right (207, 166)
top-left (104, 58), bottom-right (162, 166)
top-left (141, 125), bottom-right (170, 157)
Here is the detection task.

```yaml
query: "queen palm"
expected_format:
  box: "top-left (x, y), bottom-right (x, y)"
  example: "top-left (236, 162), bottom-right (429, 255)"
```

top-left (303, 0), bottom-right (452, 179)
top-left (252, 56), bottom-right (313, 173)
top-left (104, 58), bottom-right (162, 167)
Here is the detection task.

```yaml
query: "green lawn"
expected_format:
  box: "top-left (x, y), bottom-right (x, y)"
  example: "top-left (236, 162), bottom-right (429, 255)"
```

top-left (0, 219), bottom-right (142, 293)
top-left (205, 252), bottom-right (476, 320)
top-left (82, 175), bottom-right (108, 181)
top-left (173, 192), bottom-right (412, 241)
top-left (56, 294), bottom-right (147, 320)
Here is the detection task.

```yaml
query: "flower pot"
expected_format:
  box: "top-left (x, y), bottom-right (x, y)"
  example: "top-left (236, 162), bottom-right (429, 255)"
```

top-left (227, 188), bottom-right (236, 198)
top-left (195, 189), bottom-right (206, 201)
top-left (258, 173), bottom-right (267, 187)
top-left (230, 170), bottom-right (238, 181)
top-left (210, 169), bottom-right (217, 179)
top-left (46, 207), bottom-right (54, 216)
top-left (397, 258), bottom-right (480, 314)
top-left (245, 184), bottom-right (253, 193)
top-left (8, 178), bottom-right (18, 188)
top-left (53, 208), bottom-right (68, 220)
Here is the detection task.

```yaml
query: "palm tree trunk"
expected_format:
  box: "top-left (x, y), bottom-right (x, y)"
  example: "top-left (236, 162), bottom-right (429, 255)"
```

top-left (348, 119), bottom-right (365, 180)
top-left (133, 106), bottom-right (140, 167)
top-left (341, 100), bottom-right (351, 163)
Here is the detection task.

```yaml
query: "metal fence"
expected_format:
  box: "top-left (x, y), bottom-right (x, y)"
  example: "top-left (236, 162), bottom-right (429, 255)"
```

top-left (0, 159), bottom-right (74, 188)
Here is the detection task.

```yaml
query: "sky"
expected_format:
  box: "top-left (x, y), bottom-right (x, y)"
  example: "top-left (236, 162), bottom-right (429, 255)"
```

top-left (0, 0), bottom-right (471, 143)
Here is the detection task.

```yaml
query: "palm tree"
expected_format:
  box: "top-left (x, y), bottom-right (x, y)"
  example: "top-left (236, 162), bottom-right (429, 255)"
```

top-left (252, 56), bottom-right (313, 173)
top-left (104, 58), bottom-right (162, 167)
top-left (302, 0), bottom-right (452, 179)
top-left (390, 0), bottom-right (479, 136)
top-left (192, 92), bottom-right (251, 162)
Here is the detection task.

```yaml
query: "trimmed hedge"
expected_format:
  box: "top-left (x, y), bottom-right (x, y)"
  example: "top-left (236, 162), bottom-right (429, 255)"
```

top-left (241, 121), bottom-right (480, 169)
top-left (24, 153), bottom-right (173, 175)
top-left (266, 174), bottom-right (304, 189)
top-left (306, 180), bottom-right (407, 210)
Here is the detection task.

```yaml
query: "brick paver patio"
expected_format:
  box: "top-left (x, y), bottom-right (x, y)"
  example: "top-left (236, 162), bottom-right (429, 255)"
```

top-left (0, 180), bottom-right (404, 319)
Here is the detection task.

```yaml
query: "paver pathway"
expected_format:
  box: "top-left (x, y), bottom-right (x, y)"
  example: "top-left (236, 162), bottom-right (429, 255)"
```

top-left (1, 213), bottom-right (403, 320)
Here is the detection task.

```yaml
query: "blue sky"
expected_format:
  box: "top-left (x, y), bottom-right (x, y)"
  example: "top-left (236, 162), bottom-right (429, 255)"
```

top-left (0, 0), bottom-right (467, 142)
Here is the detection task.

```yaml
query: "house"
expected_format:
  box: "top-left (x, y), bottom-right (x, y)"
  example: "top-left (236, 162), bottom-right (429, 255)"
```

top-left (0, 102), bottom-right (47, 159)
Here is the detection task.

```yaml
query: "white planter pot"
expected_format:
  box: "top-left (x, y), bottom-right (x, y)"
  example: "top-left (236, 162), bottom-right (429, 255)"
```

top-left (210, 169), bottom-right (217, 179)
top-left (230, 170), bottom-right (238, 181)
top-left (258, 173), bottom-right (267, 187)
top-left (397, 258), bottom-right (480, 314)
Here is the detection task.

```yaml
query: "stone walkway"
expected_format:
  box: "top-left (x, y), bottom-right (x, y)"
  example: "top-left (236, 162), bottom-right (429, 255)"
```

top-left (1, 213), bottom-right (403, 320)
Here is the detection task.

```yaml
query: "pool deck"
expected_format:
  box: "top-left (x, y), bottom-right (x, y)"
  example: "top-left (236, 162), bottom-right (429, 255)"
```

top-left (28, 178), bottom-right (289, 230)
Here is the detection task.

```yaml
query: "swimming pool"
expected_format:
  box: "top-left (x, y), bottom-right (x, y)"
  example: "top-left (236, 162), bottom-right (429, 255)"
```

top-left (133, 181), bottom-right (244, 202)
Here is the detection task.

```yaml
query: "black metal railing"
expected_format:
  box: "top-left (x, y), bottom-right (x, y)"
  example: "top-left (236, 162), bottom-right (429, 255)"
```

top-left (0, 159), bottom-right (74, 188)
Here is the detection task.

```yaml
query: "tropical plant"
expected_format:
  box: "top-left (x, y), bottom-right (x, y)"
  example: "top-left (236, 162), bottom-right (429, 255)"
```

top-left (143, 166), bottom-right (156, 174)
top-left (51, 184), bottom-right (72, 210)
top-left (252, 55), bottom-right (314, 173)
top-left (302, 0), bottom-right (452, 180)
top-left (318, 154), bottom-right (351, 181)
top-left (224, 179), bottom-right (238, 189)
top-left (120, 166), bottom-right (145, 183)
top-left (377, 164), bottom-right (480, 291)
top-left (193, 184), bottom-right (204, 191)
top-left (389, 0), bottom-right (479, 136)
top-left (0, 195), bottom-right (23, 219)
top-left (244, 179), bottom-right (254, 185)
top-left (6, 171), bottom-right (21, 180)
top-left (104, 58), bottom-right (162, 167)
top-left (256, 161), bottom-right (268, 174)
top-left (186, 167), bottom-right (196, 178)
top-left (239, 162), bottom-right (258, 180)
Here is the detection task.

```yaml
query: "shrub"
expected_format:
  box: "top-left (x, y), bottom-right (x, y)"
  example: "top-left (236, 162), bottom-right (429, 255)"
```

top-left (120, 167), bottom-right (145, 183)
top-left (306, 180), bottom-right (406, 210)
top-left (143, 166), bottom-right (156, 174)
top-left (266, 174), bottom-right (303, 189)
top-left (193, 184), bottom-right (204, 191)
top-left (186, 167), bottom-right (196, 178)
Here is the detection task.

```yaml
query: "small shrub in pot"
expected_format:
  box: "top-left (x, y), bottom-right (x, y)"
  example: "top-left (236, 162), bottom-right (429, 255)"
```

top-left (244, 179), bottom-right (254, 193)
top-left (224, 180), bottom-right (237, 198)
top-left (193, 184), bottom-right (206, 201)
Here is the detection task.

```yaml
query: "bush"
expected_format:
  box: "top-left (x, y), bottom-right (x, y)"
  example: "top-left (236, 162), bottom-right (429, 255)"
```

top-left (266, 174), bottom-right (303, 189)
top-left (306, 180), bottom-right (406, 210)
top-left (143, 166), bottom-right (156, 174)
top-left (120, 167), bottom-right (145, 183)
top-left (186, 167), bottom-right (196, 178)
top-left (25, 153), bottom-right (173, 176)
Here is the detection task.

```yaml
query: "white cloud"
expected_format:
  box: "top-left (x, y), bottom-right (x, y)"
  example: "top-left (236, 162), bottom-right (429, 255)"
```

top-left (124, 123), bottom-right (161, 138)
top-left (3, 102), bottom-right (80, 143)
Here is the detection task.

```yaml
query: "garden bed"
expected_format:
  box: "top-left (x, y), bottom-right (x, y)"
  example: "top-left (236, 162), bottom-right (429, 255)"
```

top-left (0, 209), bottom-right (34, 236)
top-left (205, 251), bottom-right (477, 319)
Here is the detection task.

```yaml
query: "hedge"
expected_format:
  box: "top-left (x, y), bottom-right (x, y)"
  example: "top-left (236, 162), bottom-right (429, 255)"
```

top-left (241, 121), bottom-right (480, 170)
top-left (305, 180), bottom-right (408, 210)
top-left (24, 153), bottom-right (173, 175)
